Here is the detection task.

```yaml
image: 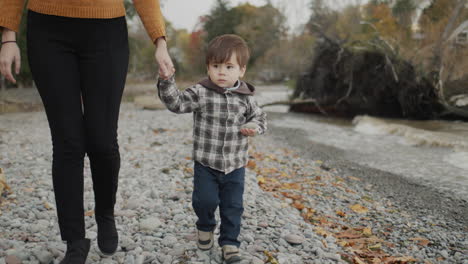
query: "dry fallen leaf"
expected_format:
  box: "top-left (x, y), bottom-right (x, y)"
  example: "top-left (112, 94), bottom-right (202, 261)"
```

top-left (363, 227), bottom-right (373, 237)
top-left (246, 160), bottom-right (256, 169)
top-left (85, 210), bottom-right (95, 217)
top-left (263, 250), bottom-right (279, 264)
top-left (383, 256), bottom-right (418, 263)
top-left (350, 204), bottom-right (369, 213)
top-left (292, 201), bottom-right (305, 210)
top-left (281, 192), bottom-right (302, 200)
top-left (338, 240), bottom-right (349, 247)
top-left (336, 211), bottom-right (347, 217)
top-left (335, 230), bottom-right (362, 239)
top-left (44, 202), bottom-right (53, 210)
top-left (281, 182), bottom-right (301, 190)
top-left (368, 243), bottom-right (382, 251)
top-left (322, 239), bottom-right (328, 248)
top-left (409, 237), bottom-right (430, 246)
top-left (257, 176), bottom-right (266, 184)
top-left (184, 167), bottom-right (194, 174)
top-left (315, 227), bottom-right (332, 237)
top-left (354, 256), bottom-right (367, 264)
top-left (0, 168), bottom-right (10, 196)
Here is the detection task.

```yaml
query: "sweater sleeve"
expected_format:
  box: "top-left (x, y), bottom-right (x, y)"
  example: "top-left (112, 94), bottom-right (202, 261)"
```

top-left (0, 0), bottom-right (26, 32)
top-left (133, 0), bottom-right (166, 43)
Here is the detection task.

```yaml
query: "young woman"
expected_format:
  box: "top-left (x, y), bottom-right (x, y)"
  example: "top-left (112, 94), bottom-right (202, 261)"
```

top-left (0, 1), bottom-right (174, 263)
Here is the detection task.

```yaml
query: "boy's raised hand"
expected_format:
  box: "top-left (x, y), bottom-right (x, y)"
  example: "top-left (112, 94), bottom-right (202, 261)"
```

top-left (240, 128), bottom-right (256, 137)
top-left (240, 123), bottom-right (258, 137)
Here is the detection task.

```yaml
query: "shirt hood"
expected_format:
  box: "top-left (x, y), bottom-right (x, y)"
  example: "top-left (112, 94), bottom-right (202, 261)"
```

top-left (198, 78), bottom-right (255, 95)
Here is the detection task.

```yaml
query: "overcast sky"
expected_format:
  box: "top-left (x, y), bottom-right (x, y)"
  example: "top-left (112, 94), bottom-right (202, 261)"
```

top-left (161, 0), bottom-right (312, 33)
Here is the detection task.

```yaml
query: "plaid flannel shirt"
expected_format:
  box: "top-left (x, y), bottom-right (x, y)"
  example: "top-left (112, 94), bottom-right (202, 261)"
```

top-left (157, 76), bottom-right (267, 174)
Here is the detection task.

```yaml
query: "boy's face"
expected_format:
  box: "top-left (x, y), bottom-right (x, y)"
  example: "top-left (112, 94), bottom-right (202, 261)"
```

top-left (207, 52), bottom-right (246, 88)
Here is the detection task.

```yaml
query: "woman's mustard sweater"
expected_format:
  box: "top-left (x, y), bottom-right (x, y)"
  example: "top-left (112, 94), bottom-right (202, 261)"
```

top-left (0, 0), bottom-right (166, 42)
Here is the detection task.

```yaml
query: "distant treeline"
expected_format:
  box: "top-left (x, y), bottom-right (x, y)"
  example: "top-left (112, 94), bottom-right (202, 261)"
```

top-left (1, 0), bottom-right (466, 88)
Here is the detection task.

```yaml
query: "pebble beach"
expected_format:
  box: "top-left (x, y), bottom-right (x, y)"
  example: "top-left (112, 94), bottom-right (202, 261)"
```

top-left (0, 97), bottom-right (467, 264)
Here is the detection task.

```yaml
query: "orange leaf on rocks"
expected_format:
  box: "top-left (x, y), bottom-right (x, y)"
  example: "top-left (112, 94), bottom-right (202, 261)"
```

top-left (348, 176), bottom-right (361, 181)
top-left (363, 227), bottom-right (373, 237)
top-left (368, 243), bottom-right (382, 251)
top-left (246, 160), bottom-right (256, 169)
top-left (302, 208), bottom-right (316, 220)
top-left (263, 250), bottom-right (279, 264)
top-left (0, 168), bottom-right (10, 196)
top-left (409, 237), bottom-right (430, 246)
top-left (281, 182), bottom-right (301, 190)
top-left (184, 167), bottom-right (194, 174)
top-left (322, 239), bottom-right (328, 248)
top-left (315, 227), bottom-right (332, 237)
top-left (335, 230), bottom-right (362, 239)
top-left (257, 176), bottom-right (266, 184)
top-left (85, 210), bottom-right (94, 217)
top-left (354, 256), bottom-right (367, 264)
top-left (350, 204), bottom-right (369, 213)
top-left (336, 211), bottom-right (347, 217)
top-left (44, 202), bottom-right (53, 210)
top-left (383, 256), bottom-right (418, 263)
top-left (292, 201), bottom-right (305, 210)
top-left (281, 192), bottom-right (302, 200)
top-left (152, 128), bottom-right (169, 134)
top-left (308, 189), bottom-right (321, 195)
top-left (338, 240), bottom-right (349, 247)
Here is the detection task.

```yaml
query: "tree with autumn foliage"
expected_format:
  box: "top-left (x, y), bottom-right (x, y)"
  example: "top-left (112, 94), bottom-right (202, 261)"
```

top-left (202, 1), bottom-right (287, 68)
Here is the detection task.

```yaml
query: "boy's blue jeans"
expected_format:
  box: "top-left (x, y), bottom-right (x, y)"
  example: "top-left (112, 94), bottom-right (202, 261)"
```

top-left (192, 161), bottom-right (245, 247)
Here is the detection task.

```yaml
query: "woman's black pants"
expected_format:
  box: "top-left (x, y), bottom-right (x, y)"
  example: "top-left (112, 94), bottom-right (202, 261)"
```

top-left (27, 11), bottom-right (129, 241)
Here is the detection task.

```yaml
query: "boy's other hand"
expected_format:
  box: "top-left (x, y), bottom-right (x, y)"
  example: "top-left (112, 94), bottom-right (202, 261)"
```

top-left (240, 128), bottom-right (256, 137)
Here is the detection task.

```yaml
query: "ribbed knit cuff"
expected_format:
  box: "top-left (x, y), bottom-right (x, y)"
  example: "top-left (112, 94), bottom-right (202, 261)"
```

top-left (0, 18), bottom-right (20, 33)
top-left (149, 27), bottom-right (166, 44)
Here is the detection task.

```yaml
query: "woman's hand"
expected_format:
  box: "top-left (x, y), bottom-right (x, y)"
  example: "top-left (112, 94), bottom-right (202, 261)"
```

top-left (0, 28), bottom-right (20, 84)
top-left (155, 37), bottom-right (175, 80)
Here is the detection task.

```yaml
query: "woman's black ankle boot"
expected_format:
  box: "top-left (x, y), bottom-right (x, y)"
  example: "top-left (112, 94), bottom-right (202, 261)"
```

top-left (59, 238), bottom-right (90, 264)
top-left (96, 214), bottom-right (118, 256)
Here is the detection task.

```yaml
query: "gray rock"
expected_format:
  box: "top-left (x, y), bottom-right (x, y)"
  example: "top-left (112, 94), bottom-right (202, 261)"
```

top-left (140, 217), bottom-right (162, 231)
top-left (284, 234), bottom-right (305, 245)
top-left (33, 251), bottom-right (54, 264)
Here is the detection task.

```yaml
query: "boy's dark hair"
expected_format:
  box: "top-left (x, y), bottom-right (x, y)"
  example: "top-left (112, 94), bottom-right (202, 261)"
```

top-left (206, 34), bottom-right (250, 67)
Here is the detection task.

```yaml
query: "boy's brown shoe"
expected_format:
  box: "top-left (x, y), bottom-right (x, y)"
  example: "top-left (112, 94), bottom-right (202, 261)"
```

top-left (222, 245), bottom-right (242, 264)
top-left (197, 230), bottom-right (214, 250)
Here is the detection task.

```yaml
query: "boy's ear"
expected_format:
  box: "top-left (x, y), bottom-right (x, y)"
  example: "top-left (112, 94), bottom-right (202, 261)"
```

top-left (240, 66), bottom-right (246, 78)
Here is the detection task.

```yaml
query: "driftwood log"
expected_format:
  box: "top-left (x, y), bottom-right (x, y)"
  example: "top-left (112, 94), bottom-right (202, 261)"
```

top-left (286, 39), bottom-right (444, 119)
top-left (262, 3), bottom-right (468, 120)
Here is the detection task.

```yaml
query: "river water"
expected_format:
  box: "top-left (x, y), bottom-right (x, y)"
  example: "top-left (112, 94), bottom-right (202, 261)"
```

top-left (257, 85), bottom-right (468, 198)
